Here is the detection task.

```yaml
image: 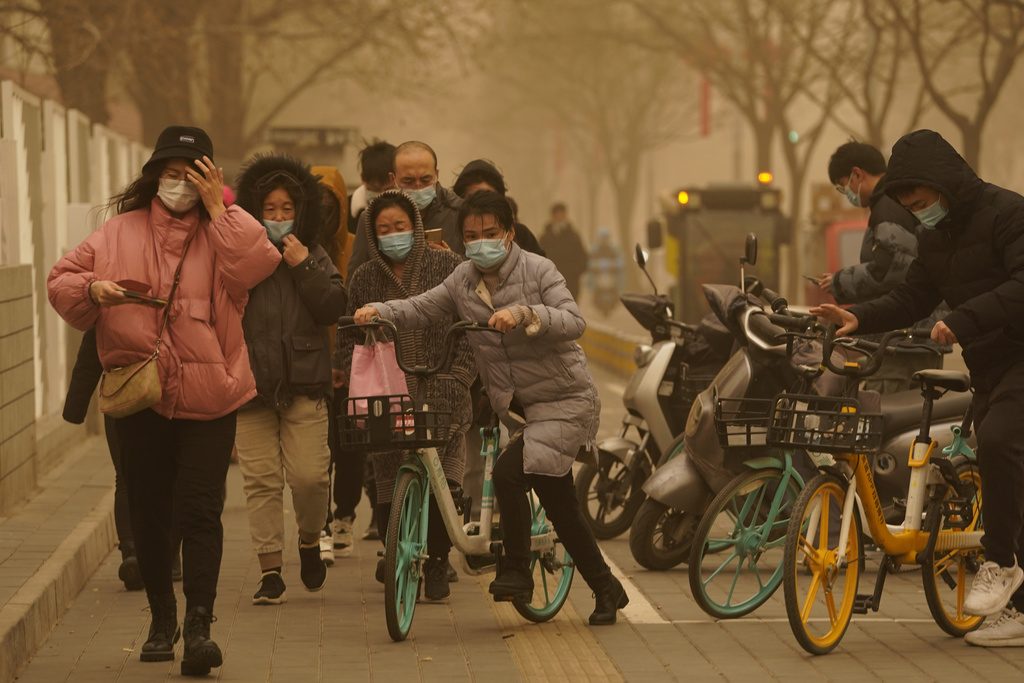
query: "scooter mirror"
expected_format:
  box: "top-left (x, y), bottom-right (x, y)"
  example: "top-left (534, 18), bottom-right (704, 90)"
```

top-left (742, 233), bottom-right (758, 266)
top-left (634, 243), bottom-right (648, 268)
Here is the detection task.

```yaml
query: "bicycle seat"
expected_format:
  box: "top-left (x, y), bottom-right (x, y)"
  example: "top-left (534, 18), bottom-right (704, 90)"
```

top-left (878, 389), bottom-right (973, 434)
top-left (912, 369), bottom-right (972, 393)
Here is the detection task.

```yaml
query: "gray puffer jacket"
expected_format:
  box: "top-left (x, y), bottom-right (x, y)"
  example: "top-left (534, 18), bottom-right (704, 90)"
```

top-left (370, 243), bottom-right (599, 476)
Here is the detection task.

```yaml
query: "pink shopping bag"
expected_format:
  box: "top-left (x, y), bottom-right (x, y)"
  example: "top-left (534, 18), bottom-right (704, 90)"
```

top-left (348, 330), bottom-right (409, 418)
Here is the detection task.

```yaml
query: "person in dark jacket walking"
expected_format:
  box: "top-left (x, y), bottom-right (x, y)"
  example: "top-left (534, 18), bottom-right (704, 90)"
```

top-left (539, 203), bottom-right (588, 300)
top-left (233, 155), bottom-right (347, 605)
top-left (819, 141), bottom-right (944, 392)
top-left (354, 191), bottom-right (629, 626)
top-left (811, 129), bottom-right (1024, 647)
top-left (347, 141), bottom-right (463, 274)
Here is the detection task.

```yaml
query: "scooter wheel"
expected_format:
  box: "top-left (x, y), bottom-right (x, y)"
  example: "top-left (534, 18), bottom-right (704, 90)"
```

top-left (576, 453), bottom-right (648, 540)
top-left (629, 498), bottom-right (698, 570)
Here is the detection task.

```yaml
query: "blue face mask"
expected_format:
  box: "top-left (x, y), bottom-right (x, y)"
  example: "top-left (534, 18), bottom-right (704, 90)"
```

top-left (844, 177), bottom-right (862, 208)
top-left (913, 200), bottom-right (948, 230)
top-left (465, 236), bottom-right (509, 270)
top-left (403, 185), bottom-right (436, 211)
top-left (263, 219), bottom-right (294, 244)
top-left (378, 231), bottom-right (414, 262)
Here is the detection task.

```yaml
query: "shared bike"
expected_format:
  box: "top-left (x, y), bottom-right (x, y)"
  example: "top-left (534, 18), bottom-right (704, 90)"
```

top-left (775, 323), bottom-right (983, 655)
top-left (337, 317), bottom-right (576, 642)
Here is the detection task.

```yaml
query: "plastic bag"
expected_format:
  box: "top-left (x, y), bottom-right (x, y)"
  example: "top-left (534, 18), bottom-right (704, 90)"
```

top-left (347, 329), bottom-right (408, 417)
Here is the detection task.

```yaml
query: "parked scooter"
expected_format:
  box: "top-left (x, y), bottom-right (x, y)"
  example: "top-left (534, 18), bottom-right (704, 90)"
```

top-left (576, 246), bottom-right (733, 539)
top-left (629, 235), bottom-right (974, 571)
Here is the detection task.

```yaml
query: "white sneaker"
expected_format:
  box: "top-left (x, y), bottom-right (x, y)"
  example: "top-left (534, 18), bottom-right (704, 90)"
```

top-left (963, 560), bottom-right (1024, 616)
top-left (330, 516), bottom-right (354, 557)
top-left (965, 607), bottom-right (1024, 647)
top-left (319, 530), bottom-right (335, 567)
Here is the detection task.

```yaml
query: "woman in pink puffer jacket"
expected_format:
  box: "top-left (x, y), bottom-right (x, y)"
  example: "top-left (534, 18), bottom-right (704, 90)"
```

top-left (47, 126), bottom-right (279, 676)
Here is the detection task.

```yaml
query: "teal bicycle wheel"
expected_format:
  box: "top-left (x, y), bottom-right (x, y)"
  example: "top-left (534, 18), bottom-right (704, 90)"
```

top-left (385, 470), bottom-right (427, 642)
top-left (688, 467), bottom-right (799, 619)
top-left (513, 491), bottom-right (575, 622)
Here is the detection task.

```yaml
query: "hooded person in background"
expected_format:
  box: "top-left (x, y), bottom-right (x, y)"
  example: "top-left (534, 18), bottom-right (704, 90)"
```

top-left (539, 202), bottom-right (588, 300)
top-left (347, 141), bottom-right (463, 274)
top-left (812, 129), bottom-right (1024, 647)
top-left (233, 155), bottom-right (347, 607)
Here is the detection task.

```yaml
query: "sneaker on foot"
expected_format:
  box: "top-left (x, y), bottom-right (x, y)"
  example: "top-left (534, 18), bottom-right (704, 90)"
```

top-left (376, 558), bottom-right (387, 584)
top-left (330, 516), bottom-right (354, 556)
top-left (423, 557), bottom-right (450, 601)
top-left (298, 540), bottom-right (327, 591)
top-left (447, 559), bottom-right (459, 583)
top-left (965, 607), bottom-right (1024, 647)
top-left (319, 530), bottom-right (335, 567)
top-left (964, 560), bottom-right (1024, 616)
top-left (362, 514), bottom-right (379, 541)
top-left (253, 571), bottom-right (287, 605)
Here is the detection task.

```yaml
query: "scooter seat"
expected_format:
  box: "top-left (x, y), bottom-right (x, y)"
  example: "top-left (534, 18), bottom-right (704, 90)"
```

top-left (912, 369), bottom-right (972, 393)
top-left (878, 389), bottom-right (973, 435)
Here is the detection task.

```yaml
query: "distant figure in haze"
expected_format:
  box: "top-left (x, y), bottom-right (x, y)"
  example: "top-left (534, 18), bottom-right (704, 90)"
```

top-left (539, 202), bottom-right (588, 299)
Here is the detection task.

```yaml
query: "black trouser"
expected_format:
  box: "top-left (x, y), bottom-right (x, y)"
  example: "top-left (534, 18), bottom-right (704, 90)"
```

top-left (376, 487), bottom-right (453, 559)
top-left (327, 388), bottom-right (374, 525)
top-left (973, 361), bottom-right (1024, 611)
top-left (103, 415), bottom-right (134, 557)
top-left (116, 409), bottom-right (235, 612)
top-left (491, 436), bottom-right (611, 592)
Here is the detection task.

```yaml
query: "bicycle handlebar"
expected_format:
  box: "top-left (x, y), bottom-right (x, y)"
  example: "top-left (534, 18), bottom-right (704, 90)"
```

top-left (819, 325), bottom-right (934, 378)
top-left (337, 316), bottom-right (502, 377)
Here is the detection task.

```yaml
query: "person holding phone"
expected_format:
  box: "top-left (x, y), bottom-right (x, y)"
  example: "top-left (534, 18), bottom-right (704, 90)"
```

top-left (48, 126), bottom-right (280, 674)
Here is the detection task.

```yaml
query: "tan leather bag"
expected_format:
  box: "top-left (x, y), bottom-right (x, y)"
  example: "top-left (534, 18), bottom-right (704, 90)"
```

top-left (98, 351), bottom-right (161, 418)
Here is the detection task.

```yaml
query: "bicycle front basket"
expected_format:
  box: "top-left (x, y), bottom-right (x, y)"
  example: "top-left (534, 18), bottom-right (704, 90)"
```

top-left (340, 394), bottom-right (452, 451)
top-left (767, 394), bottom-right (883, 455)
top-left (714, 396), bottom-right (774, 448)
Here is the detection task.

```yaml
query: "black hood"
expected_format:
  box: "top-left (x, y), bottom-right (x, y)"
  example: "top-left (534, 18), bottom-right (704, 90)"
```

top-left (883, 129), bottom-right (984, 225)
top-left (453, 159), bottom-right (506, 198)
top-left (235, 154), bottom-right (323, 247)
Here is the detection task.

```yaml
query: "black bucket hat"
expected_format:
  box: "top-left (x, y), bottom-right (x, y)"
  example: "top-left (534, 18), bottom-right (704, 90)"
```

top-left (143, 126), bottom-right (214, 172)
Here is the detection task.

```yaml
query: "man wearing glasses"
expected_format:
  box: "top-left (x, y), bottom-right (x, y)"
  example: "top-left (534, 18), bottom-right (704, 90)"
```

top-left (815, 140), bottom-right (944, 392)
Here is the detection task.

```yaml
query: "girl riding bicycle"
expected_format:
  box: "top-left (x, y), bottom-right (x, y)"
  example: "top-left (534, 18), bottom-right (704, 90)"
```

top-left (354, 190), bottom-right (629, 626)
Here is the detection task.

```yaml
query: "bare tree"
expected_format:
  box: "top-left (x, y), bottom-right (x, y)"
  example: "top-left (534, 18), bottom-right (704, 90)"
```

top-left (886, 0), bottom-right (1024, 168)
top-left (480, 1), bottom-right (699, 271)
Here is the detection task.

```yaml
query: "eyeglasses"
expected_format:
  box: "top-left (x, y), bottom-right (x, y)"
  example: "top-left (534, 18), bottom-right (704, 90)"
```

top-left (834, 179), bottom-right (848, 195)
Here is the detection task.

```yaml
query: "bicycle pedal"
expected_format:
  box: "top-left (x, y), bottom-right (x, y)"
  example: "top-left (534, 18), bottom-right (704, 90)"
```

top-left (852, 594), bottom-right (874, 614)
top-left (492, 592), bottom-right (532, 604)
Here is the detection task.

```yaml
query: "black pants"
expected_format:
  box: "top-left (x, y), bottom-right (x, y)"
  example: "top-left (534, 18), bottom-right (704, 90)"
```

top-left (103, 415), bottom-right (134, 557)
top-left (491, 436), bottom-right (611, 592)
top-left (973, 361), bottom-right (1024, 611)
top-left (116, 409), bottom-right (235, 611)
top-left (328, 388), bottom-right (371, 523)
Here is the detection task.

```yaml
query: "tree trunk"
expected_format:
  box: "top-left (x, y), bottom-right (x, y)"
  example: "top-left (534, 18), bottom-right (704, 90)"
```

top-left (202, 0), bottom-right (247, 162)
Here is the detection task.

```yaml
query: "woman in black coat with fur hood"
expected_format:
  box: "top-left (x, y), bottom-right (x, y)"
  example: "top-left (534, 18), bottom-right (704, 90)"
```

top-left (233, 155), bottom-right (347, 605)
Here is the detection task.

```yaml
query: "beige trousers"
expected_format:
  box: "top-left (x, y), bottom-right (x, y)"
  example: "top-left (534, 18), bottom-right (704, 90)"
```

top-left (236, 397), bottom-right (331, 555)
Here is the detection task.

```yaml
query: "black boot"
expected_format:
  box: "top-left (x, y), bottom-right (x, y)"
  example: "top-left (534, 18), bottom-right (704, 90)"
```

top-left (180, 606), bottom-right (222, 676)
top-left (423, 556), bottom-right (451, 601)
top-left (589, 576), bottom-right (629, 626)
top-left (140, 593), bottom-right (180, 662)
top-left (489, 558), bottom-right (533, 601)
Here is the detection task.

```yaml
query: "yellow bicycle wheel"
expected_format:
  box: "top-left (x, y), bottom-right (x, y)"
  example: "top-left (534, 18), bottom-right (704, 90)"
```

top-left (783, 472), bottom-right (862, 655)
top-left (921, 460), bottom-right (986, 637)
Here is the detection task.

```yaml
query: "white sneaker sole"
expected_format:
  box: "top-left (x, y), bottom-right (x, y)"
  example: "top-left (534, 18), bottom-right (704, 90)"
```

top-left (964, 570), bottom-right (1024, 616)
top-left (253, 592), bottom-right (287, 605)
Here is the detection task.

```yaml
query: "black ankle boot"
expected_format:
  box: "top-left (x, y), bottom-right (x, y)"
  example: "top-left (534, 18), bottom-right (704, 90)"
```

top-left (140, 593), bottom-right (180, 662)
top-left (180, 606), bottom-right (222, 676)
top-left (489, 559), bottom-right (533, 601)
top-left (589, 576), bottom-right (629, 625)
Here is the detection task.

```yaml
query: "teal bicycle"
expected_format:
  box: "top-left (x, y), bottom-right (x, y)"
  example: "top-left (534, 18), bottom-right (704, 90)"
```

top-left (337, 317), bottom-right (575, 642)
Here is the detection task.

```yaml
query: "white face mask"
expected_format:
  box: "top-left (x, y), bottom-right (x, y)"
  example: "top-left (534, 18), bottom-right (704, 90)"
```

top-left (158, 178), bottom-right (200, 214)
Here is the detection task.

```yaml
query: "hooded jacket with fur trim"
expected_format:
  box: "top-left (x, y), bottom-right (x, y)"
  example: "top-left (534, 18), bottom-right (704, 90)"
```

top-left (235, 155), bottom-right (347, 407)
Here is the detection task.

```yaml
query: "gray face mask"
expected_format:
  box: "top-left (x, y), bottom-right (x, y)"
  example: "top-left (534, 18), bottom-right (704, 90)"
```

top-left (913, 200), bottom-right (948, 229)
top-left (158, 178), bottom-right (200, 213)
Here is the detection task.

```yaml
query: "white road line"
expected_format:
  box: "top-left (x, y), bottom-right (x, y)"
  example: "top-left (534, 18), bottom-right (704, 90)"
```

top-left (600, 549), bottom-right (669, 624)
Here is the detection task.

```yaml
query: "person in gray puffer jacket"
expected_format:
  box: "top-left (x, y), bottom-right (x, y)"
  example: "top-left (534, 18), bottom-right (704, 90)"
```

top-left (234, 154), bottom-right (347, 604)
top-left (355, 190), bottom-right (629, 627)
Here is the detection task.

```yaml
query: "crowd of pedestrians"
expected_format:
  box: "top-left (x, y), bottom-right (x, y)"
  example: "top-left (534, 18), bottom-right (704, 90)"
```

top-left (45, 125), bottom-right (619, 677)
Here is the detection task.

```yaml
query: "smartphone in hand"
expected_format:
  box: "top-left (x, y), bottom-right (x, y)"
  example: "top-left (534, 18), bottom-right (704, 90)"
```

top-left (424, 228), bottom-right (443, 244)
top-left (120, 290), bottom-right (168, 307)
top-left (801, 274), bottom-right (821, 284)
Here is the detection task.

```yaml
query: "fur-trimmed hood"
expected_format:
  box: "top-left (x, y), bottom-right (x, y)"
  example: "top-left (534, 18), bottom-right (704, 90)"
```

top-left (236, 154), bottom-right (323, 247)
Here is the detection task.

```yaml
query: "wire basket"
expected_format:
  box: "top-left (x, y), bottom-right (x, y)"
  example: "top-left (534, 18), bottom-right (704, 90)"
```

top-left (714, 396), bottom-right (774, 448)
top-left (767, 394), bottom-right (883, 455)
top-left (340, 394), bottom-right (452, 452)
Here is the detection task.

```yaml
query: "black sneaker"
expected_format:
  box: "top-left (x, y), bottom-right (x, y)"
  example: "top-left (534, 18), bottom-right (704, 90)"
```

top-left (376, 558), bottom-right (387, 584)
top-left (423, 557), bottom-right (451, 601)
top-left (298, 540), bottom-right (327, 591)
top-left (253, 570), bottom-right (286, 605)
top-left (447, 559), bottom-right (459, 583)
top-left (489, 561), bottom-right (533, 601)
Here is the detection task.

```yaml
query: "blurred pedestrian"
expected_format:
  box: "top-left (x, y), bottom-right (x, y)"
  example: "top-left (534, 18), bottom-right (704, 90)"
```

top-left (452, 159), bottom-right (545, 256)
top-left (348, 140), bottom-right (396, 239)
top-left (48, 125), bottom-right (280, 674)
top-left (539, 202), bottom-right (588, 299)
top-left (336, 189), bottom-right (475, 601)
top-left (233, 155), bottom-right (347, 606)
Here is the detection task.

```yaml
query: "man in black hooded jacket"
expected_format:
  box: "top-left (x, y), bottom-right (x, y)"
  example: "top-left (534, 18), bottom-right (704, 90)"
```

top-left (812, 129), bottom-right (1024, 647)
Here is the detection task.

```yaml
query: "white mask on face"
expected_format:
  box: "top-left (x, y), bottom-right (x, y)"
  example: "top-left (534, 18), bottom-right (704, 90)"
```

top-left (158, 178), bottom-right (201, 214)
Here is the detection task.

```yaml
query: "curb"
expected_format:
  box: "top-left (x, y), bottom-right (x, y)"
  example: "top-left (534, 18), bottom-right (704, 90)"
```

top-left (0, 489), bottom-right (115, 682)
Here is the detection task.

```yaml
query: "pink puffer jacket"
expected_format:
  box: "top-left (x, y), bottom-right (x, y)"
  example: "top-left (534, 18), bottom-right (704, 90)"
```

top-left (48, 199), bottom-right (281, 420)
